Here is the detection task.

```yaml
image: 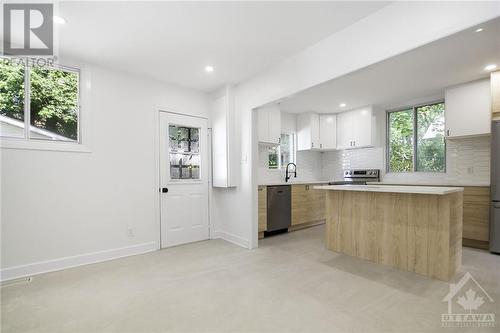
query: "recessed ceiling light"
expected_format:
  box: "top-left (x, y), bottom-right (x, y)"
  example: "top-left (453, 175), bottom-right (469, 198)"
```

top-left (339, 103), bottom-right (347, 108)
top-left (205, 65), bottom-right (214, 73)
top-left (475, 28), bottom-right (484, 33)
top-left (485, 64), bottom-right (497, 71)
top-left (53, 16), bottom-right (66, 25)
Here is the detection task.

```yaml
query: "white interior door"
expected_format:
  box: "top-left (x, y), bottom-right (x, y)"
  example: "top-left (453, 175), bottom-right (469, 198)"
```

top-left (159, 112), bottom-right (209, 248)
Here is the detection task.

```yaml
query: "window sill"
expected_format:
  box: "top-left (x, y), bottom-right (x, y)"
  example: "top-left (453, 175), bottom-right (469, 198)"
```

top-left (0, 138), bottom-right (91, 153)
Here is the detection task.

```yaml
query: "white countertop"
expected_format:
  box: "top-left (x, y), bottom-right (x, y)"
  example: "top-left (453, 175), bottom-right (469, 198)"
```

top-left (367, 181), bottom-right (490, 187)
top-left (259, 180), bottom-right (330, 186)
top-left (314, 184), bottom-right (464, 195)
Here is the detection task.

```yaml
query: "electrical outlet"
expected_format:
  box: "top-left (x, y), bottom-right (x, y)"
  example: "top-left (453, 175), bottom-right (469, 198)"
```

top-left (467, 167), bottom-right (474, 174)
top-left (127, 228), bottom-right (134, 237)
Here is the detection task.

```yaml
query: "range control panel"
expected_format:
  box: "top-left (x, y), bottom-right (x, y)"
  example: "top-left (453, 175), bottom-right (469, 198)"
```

top-left (343, 169), bottom-right (380, 178)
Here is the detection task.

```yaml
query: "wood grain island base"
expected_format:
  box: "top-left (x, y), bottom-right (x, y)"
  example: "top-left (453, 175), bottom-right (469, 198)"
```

top-left (315, 185), bottom-right (463, 281)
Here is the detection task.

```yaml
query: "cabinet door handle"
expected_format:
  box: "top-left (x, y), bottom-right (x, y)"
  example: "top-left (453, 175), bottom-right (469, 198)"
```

top-left (320, 143), bottom-right (322, 148)
top-left (446, 130), bottom-right (450, 136)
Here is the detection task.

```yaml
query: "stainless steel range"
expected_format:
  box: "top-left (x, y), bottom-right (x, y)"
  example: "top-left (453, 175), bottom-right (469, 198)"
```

top-left (328, 169), bottom-right (380, 185)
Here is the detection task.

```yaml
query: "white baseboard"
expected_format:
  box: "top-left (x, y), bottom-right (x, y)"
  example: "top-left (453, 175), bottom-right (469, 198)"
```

top-left (0, 242), bottom-right (158, 282)
top-left (212, 231), bottom-right (249, 249)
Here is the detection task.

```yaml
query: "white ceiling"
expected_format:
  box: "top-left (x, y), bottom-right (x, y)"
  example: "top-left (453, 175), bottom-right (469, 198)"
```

top-left (56, 1), bottom-right (391, 92)
top-left (280, 17), bottom-right (500, 114)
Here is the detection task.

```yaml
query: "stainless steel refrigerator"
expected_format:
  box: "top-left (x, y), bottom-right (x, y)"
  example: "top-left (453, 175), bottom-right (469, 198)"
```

top-left (491, 120), bottom-right (500, 254)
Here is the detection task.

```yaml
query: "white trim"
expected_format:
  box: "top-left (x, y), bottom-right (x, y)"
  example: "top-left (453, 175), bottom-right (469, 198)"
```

top-left (155, 109), bottom-right (162, 249)
top-left (0, 242), bottom-right (157, 282)
top-left (208, 128), bottom-right (215, 239)
top-left (156, 109), bottom-right (212, 249)
top-left (0, 138), bottom-right (91, 152)
top-left (212, 230), bottom-right (250, 249)
top-left (0, 61), bottom-right (92, 153)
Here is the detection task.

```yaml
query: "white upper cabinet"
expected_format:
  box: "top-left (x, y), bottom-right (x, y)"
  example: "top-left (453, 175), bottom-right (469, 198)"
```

top-left (336, 106), bottom-right (373, 149)
top-left (257, 104), bottom-right (281, 144)
top-left (297, 113), bottom-right (337, 151)
top-left (211, 86), bottom-right (238, 188)
top-left (336, 111), bottom-right (353, 150)
top-left (319, 114), bottom-right (337, 150)
top-left (297, 112), bottom-right (320, 150)
top-left (445, 79), bottom-right (491, 138)
top-left (351, 107), bottom-right (373, 147)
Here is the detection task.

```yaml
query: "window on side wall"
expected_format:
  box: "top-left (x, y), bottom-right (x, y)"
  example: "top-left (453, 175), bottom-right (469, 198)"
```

top-left (0, 58), bottom-right (80, 142)
top-left (268, 133), bottom-right (296, 169)
top-left (387, 101), bottom-right (445, 173)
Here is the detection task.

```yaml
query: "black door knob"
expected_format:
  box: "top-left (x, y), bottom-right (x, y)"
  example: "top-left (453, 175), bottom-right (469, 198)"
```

top-left (161, 188), bottom-right (168, 193)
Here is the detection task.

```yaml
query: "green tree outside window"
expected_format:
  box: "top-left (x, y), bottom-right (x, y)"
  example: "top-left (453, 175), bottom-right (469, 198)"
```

top-left (0, 58), bottom-right (79, 141)
top-left (388, 102), bottom-right (445, 173)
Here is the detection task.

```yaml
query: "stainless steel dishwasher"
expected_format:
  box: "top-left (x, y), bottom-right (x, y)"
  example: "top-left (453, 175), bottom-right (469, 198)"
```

top-left (266, 185), bottom-right (291, 233)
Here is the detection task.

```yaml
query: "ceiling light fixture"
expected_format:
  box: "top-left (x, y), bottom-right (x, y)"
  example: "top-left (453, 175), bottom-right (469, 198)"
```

top-left (475, 28), bottom-right (484, 33)
top-left (205, 65), bottom-right (214, 73)
top-left (53, 16), bottom-right (66, 24)
top-left (484, 64), bottom-right (497, 71)
top-left (339, 103), bottom-right (347, 108)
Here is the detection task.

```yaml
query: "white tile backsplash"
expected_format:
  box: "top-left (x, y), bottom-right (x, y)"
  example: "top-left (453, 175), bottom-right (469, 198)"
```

top-left (259, 136), bottom-right (491, 186)
top-left (382, 136), bottom-right (491, 185)
top-left (258, 144), bottom-right (323, 184)
top-left (320, 136), bottom-right (491, 185)
top-left (321, 147), bottom-right (384, 181)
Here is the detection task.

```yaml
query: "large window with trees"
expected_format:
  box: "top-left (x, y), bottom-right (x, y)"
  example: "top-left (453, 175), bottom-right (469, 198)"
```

top-left (0, 58), bottom-right (80, 142)
top-left (387, 101), bottom-right (445, 173)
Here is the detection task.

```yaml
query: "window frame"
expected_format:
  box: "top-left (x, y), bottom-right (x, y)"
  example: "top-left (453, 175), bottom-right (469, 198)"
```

top-left (386, 99), bottom-right (446, 173)
top-left (0, 57), bottom-right (90, 153)
top-left (267, 132), bottom-right (296, 170)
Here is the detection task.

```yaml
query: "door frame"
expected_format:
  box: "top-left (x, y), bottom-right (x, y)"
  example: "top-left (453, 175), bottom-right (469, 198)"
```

top-left (154, 109), bottom-right (213, 249)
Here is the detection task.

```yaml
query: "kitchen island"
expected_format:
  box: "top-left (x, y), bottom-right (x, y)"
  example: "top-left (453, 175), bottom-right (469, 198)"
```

top-left (314, 185), bottom-right (464, 281)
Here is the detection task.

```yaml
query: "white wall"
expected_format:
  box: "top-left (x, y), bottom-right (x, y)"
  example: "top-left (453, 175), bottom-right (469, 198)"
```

top-left (212, 1), bottom-right (500, 250)
top-left (0, 63), bottom-right (208, 280)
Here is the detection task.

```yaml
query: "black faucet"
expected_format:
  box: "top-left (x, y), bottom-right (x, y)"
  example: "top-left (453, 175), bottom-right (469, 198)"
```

top-left (285, 162), bottom-right (297, 182)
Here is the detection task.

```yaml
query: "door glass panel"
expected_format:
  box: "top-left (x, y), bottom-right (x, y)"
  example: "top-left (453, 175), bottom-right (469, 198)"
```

top-left (169, 124), bottom-right (201, 180)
